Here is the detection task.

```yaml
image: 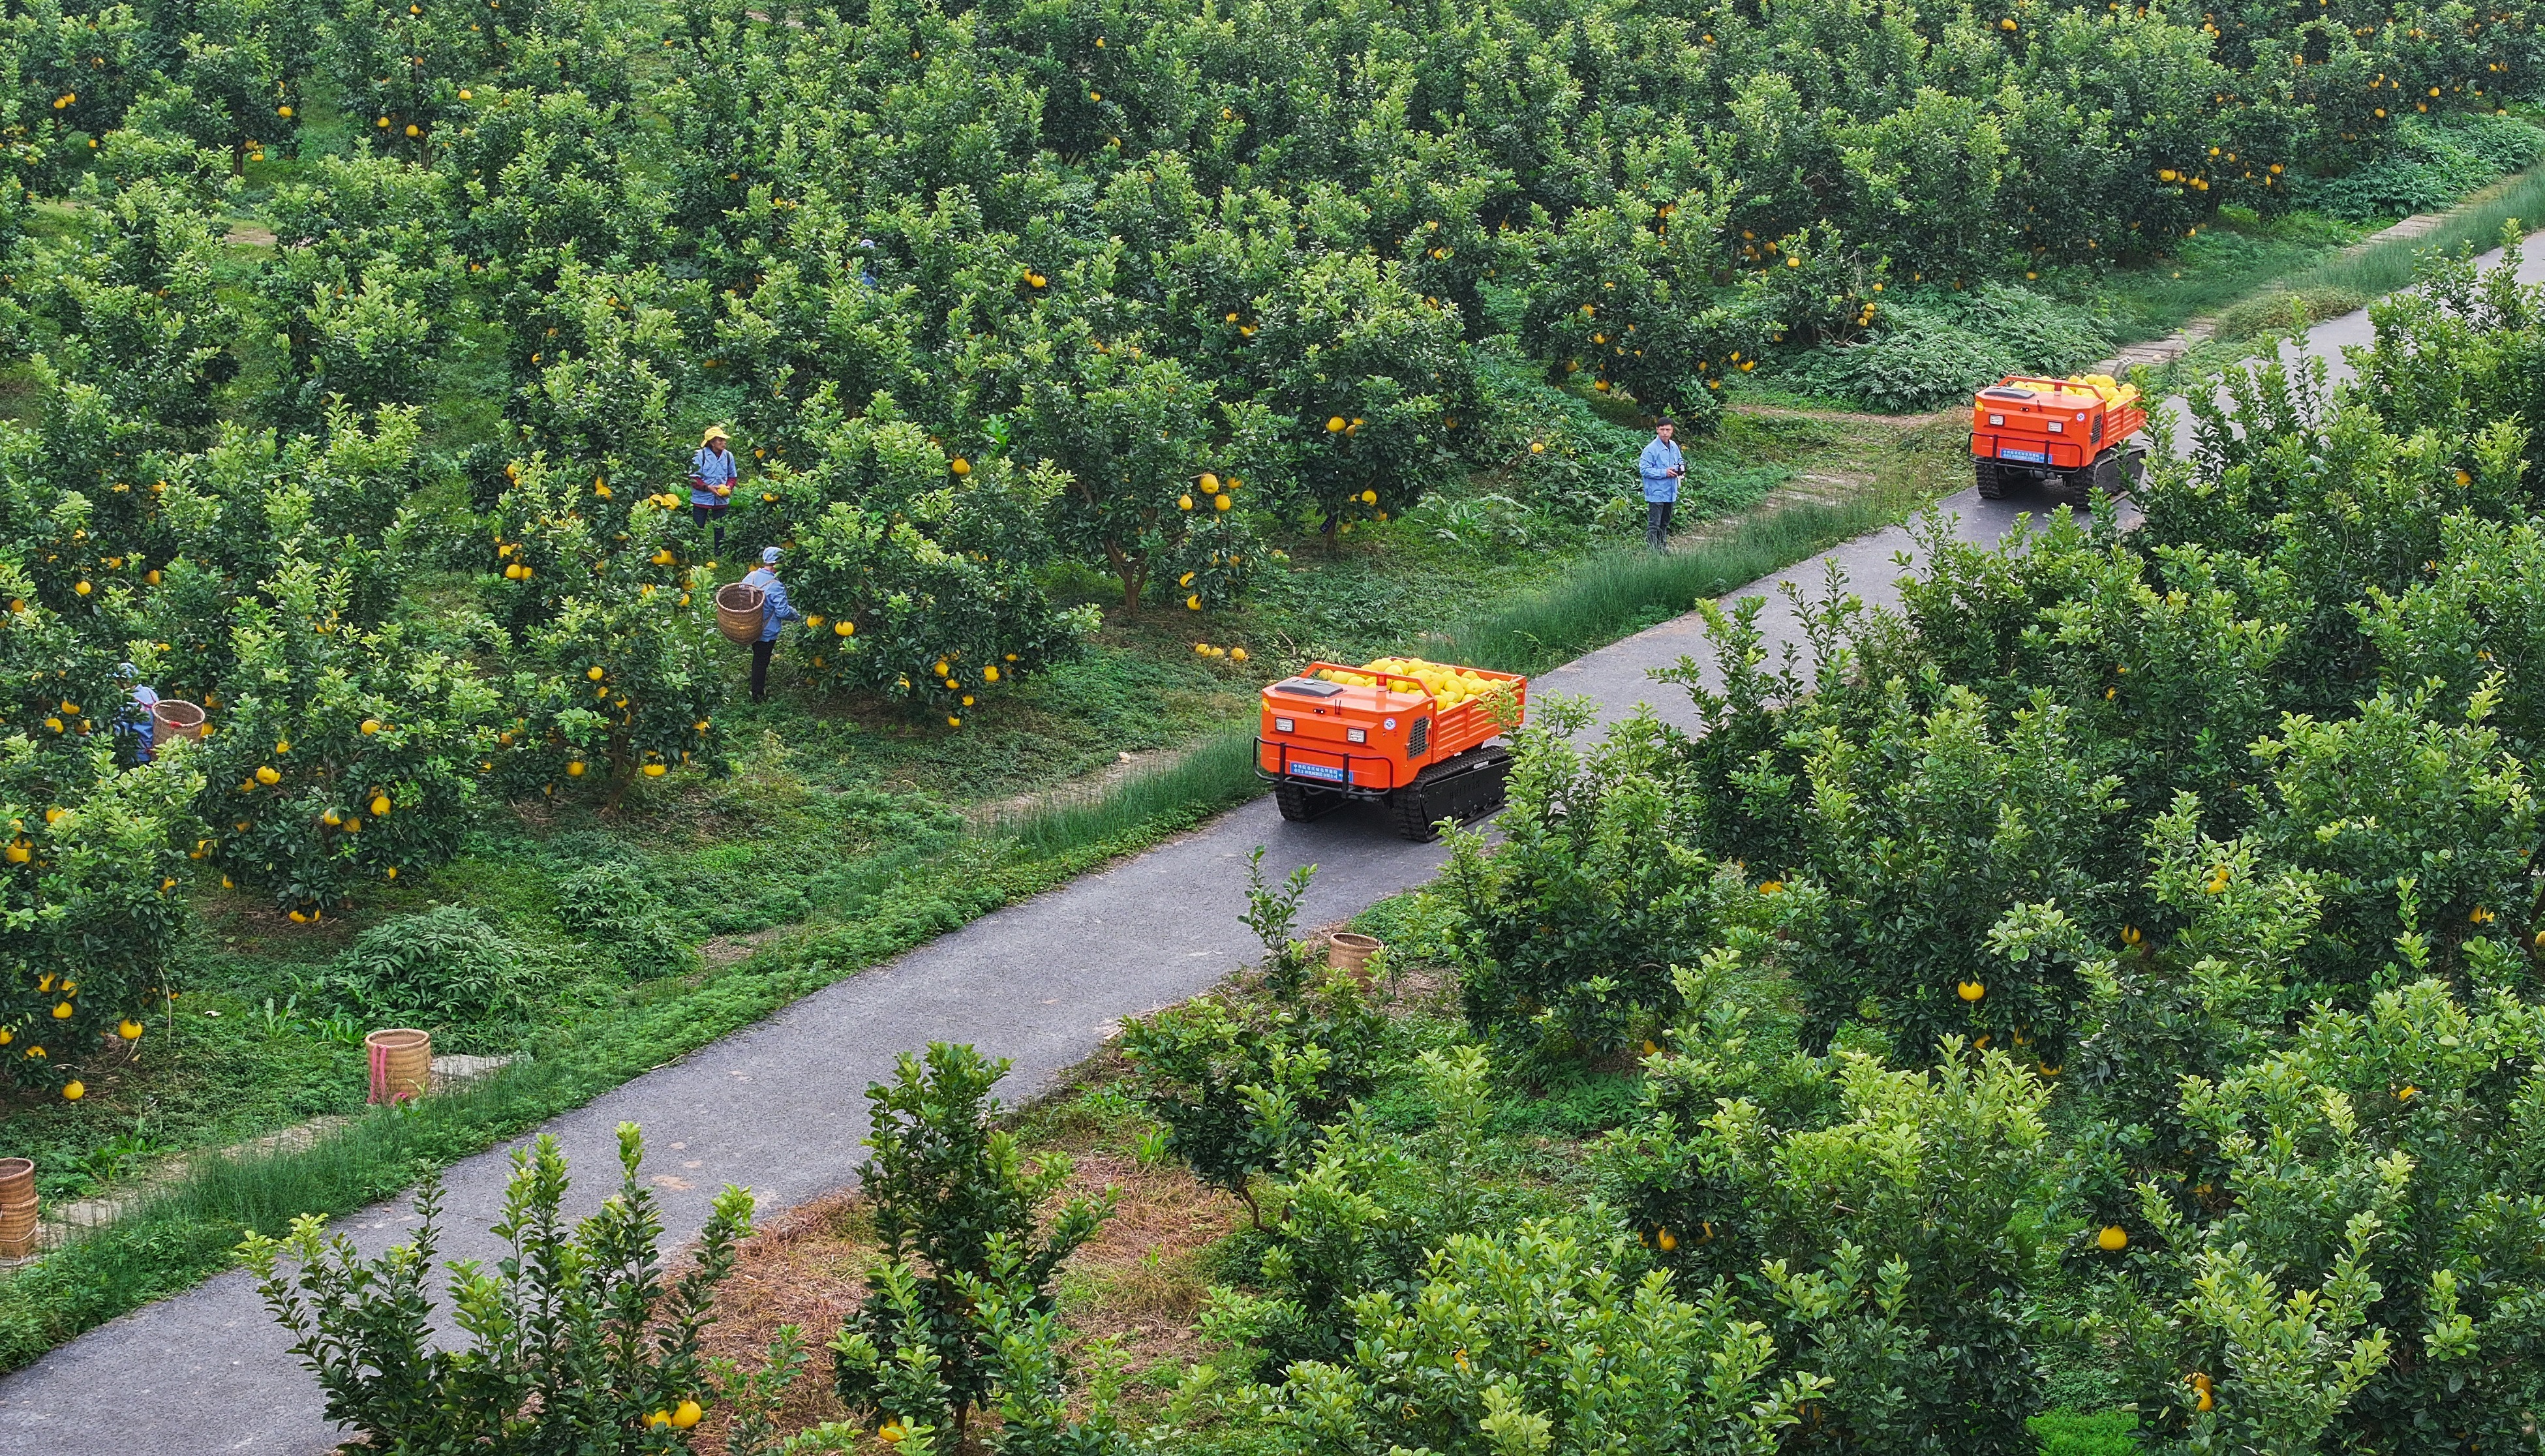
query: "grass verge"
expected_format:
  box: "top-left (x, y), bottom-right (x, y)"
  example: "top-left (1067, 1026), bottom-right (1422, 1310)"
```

top-left (2286, 162), bottom-right (2545, 299)
top-left (1440, 484), bottom-right (1920, 673)
top-left (2202, 160), bottom-right (2545, 346)
top-left (0, 446), bottom-right (1947, 1373)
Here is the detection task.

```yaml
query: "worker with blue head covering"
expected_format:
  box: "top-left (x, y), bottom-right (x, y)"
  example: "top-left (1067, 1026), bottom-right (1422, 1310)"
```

top-left (115, 662), bottom-right (160, 765)
top-left (740, 546), bottom-right (802, 703)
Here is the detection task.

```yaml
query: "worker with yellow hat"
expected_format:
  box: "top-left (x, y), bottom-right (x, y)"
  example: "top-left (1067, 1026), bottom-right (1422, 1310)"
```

top-left (689, 425), bottom-right (740, 550)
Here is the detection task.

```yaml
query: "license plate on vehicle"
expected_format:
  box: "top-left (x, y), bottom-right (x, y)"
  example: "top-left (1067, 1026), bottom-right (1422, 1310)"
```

top-left (1290, 762), bottom-right (1347, 783)
top-left (1998, 447), bottom-right (2049, 464)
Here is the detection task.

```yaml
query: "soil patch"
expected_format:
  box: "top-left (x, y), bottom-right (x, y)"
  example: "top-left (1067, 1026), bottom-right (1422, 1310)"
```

top-left (686, 1138), bottom-right (1240, 1450)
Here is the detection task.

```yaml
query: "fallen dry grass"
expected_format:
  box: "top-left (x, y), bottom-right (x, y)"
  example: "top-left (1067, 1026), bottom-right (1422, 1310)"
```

top-left (1046, 1150), bottom-right (1245, 1376)
top-left (685, 1121), bottom-right (1241, 1451)
top-left (682, 1192), bottom-right (868, 1454)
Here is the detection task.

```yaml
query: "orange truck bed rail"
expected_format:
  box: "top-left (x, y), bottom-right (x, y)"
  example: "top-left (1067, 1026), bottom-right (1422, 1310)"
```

top-left (1968, 374), bottom-right (2149, 502)
top-left (1256, 661), bottom-right (1527, 794)
top-left (1970, 374), bottom-right (2146, 472)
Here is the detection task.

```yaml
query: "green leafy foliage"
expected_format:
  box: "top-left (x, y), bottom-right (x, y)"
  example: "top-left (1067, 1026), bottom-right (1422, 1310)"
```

top-left (1185, 1219), bottom-right (1816, 1456)
top-left (761, 408), bottom-right (1088, 711)
top-left (2095, 977), bottom-right (2545, 1455)
top-left (1601, 1016), bottom-right (2062, 1452)
top-left (2293, 113), bottom-right (2545, 220)
top-left (1123, 973), bottom-right (1390, 1226)
top-left (194, 556), bottom-right (498, 913)
top-left (322, 904), bottom-right (540, 1024)
top-left (553, 863), bottom-right (695, 980)
top-left (1785, 286), bottom-right (2120, 413)
top-left (15, 0), bottom-right (2545, 1430)
top-left (239, 1124), bottom-right (772, 1453)
top-left (1440, 699), bottom-right (1776, 1061)
top-left (829, 1043), bottom-right (1115, 1440)
top-left (1418, 247), bottom-right (2545, 1453)
top-left (0, 741), bottom-right (198, 1091)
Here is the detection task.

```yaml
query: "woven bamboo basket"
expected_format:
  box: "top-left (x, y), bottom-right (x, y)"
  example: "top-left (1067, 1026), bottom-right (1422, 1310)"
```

top-left (1328, 932), bottom-right (1382, 977)
top-left (366, 1028), bottom-right (433, 1104)
top-left (150, 699), bottom-right (207, 746)
top-left (714, 583), bottom-right (767, 646)
top-left (0, 1158), bottom-right (36, 1258)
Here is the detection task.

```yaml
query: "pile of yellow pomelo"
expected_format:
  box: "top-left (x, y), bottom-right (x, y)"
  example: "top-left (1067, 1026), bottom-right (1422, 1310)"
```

top-left (1315, 656), bottom-right (1499, 708)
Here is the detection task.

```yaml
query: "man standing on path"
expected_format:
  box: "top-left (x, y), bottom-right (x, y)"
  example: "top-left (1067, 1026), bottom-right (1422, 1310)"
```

top-left (740, 545), bottom-right (802, 703)
top-left (691, 425), bottom-right (740, 552)
top-left (1638, 417), bottom-right (1686, 552)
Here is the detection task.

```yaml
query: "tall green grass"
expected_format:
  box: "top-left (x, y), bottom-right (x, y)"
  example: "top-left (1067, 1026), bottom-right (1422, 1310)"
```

top-left (1440, 490), bottom-right (1910, 673)
top-left (2286, 162), bottom-right (2545, 300)
top-left (984, 728), bottom-right (1262, 854)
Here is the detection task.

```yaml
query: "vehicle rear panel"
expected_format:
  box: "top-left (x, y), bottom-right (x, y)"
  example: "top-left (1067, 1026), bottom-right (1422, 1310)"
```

top-left (1258, 676), bottom-right (1424, 790)
top-left (1970, 376), bottom-right (2144, 471)
top-left (1256, 662), bottom-right (1529, 789)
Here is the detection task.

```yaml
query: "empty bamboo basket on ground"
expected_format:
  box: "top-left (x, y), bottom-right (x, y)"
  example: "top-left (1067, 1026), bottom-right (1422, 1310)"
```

top-left (1328, 932), bottom-right (1382, 978)
top-left (714, 583), bottom-right (767, 646)
top-left (0, 1158), bottom-right (36, 1259)
top-left (149, 699), bottom-right (206, 746)
top-left (366, 1029), bottom-right (432, 1104)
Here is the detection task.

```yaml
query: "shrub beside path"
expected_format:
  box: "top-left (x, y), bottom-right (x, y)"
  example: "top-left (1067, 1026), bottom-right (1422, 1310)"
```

top-left (5, 243), bottom-right (2540, 1453)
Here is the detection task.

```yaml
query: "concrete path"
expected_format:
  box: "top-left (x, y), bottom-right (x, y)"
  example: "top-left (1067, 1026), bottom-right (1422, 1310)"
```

top-left (6, 235), bottom-right (2540, 1454)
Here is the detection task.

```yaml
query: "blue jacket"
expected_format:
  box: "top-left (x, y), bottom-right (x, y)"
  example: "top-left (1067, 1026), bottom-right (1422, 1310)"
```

top-left (1638, 438), bottom-right (1684, 503)
top-left (691, 446), bottom-right (740, 507)
top-left (742, 568), bottom-right (801, 643)
top-left (119, 685), bottom-right (159, 764)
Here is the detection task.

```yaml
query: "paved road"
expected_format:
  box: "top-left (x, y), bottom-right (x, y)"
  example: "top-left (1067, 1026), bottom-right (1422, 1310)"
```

top-left (3, 239), bottom-right (2531, 1451)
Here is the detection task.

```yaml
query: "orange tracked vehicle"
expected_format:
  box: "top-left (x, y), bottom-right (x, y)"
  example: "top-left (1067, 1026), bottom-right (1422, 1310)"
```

top-left (1970, 374), bottom-right (2147, 502)
top-left (1257, 658), bottom-right (1526, 841)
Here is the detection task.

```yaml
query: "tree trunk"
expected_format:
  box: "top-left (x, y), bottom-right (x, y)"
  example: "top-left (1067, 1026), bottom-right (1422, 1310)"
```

top-left (603, 729), bottom-right (637, 810)
top-left (1105, 541), bottom-right (1142, 611)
